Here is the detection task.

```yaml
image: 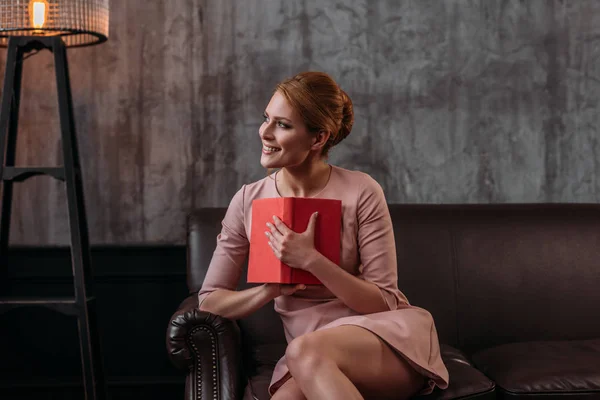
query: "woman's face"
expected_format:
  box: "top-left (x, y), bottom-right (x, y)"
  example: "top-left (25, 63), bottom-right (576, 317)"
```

top-left (259, 91), bottom-right (317, 169)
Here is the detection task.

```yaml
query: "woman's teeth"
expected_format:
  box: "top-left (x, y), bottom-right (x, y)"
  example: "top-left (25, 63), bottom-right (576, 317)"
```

top-left (263, 145), bottom-right (281, 152)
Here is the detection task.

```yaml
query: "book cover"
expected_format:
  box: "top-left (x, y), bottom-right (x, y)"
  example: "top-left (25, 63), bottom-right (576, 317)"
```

top-left (247, 197), bottom-right (342, 284)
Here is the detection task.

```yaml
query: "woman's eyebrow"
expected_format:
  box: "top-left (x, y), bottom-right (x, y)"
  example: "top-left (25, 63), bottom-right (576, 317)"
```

top-left (264, 111), bottom-right (292, 123)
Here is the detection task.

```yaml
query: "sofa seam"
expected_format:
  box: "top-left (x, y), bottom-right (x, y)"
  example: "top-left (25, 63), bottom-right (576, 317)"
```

top-left (500, 387), bottom-right (600, 396)
top-left (449, 218), bottom-right (462, 348)
top-left (450, 385), bottom-right (496, 400)
top-left (187, 325), bottom-right (219, 400)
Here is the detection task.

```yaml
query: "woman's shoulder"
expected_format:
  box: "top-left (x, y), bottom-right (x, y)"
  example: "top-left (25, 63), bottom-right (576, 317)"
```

top-left (228, 173), bottom-right (276, 206)
top-left (243, 173), bottom-right (272, 189)
top-left (331, 165), bottom-right (383, 193)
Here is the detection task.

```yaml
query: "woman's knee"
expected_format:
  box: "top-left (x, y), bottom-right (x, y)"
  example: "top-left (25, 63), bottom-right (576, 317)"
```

top-left (285, 333), bottom-right (332, 376)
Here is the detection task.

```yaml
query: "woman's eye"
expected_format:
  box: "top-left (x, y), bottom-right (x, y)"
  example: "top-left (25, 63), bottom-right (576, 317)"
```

top-left (262, 114), bottom-right (288, 128)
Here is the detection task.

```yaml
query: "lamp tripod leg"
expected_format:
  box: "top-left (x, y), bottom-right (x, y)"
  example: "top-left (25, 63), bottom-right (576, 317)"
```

top-left (54, 37), bottom-right (107, 400)
top-left (0, 39), bottom-right (24, 286)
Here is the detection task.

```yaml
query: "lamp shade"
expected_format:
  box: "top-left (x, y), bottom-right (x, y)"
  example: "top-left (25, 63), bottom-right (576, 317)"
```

top-left (0, 0), bottom-right (109, 47)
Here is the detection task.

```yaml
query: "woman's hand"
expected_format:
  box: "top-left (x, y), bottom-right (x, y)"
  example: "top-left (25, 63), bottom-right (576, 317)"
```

top-left (263, 283), bottom-right (306, 298)
top-left (265, 212), bottom-right (320, 271)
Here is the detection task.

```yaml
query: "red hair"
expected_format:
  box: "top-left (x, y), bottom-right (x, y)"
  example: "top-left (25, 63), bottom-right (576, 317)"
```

top-left (275, 71), bottom-right (354, 156)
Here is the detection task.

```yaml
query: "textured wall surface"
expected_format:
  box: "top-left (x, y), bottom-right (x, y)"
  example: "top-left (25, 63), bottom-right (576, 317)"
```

top-left (1, 0), bottom-right (599, 245)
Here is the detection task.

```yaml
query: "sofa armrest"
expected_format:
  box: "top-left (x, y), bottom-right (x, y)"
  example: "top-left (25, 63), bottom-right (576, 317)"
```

top-left (166, 294), bottom-right (244, 399)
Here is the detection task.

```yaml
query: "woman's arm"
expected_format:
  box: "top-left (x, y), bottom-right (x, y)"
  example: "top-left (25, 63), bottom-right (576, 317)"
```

top-left (304, 252), bottom-right (389, 315)
top-left (197, 184), bottom-right (308, 320)
top-left (199, 285), bottom-right (273, 320)
top-left (196, 185), bottom-right (272, 319)
top-left (200, 283), bottom-right (305, 320)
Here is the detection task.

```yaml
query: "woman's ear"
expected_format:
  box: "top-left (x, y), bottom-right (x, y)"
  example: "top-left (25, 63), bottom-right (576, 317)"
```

top-left (311, 130), bottom-right (330, 151)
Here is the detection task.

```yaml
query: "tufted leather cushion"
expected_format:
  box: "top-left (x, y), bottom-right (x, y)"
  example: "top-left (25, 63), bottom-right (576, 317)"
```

top-left (246, 367), bottom-right (272, 400)
top-left (472, 339), bottom-right (600, 400)
top-left (244, 344), bottom-right (286, 400)
top-left (417, 345), bottom-right (495, 400)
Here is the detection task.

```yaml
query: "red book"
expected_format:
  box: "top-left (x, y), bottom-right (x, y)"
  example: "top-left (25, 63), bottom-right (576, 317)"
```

top-left (247, 197), bottom-right (342, 284)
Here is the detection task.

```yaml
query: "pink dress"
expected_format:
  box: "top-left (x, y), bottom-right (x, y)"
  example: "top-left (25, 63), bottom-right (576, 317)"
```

top-left (198, 165), bottom-right (450, 396)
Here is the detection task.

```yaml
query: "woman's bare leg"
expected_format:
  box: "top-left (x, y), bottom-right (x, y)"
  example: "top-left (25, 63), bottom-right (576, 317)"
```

top-left (271, 376), bottom-right (306, 400)
top-left (285, 325), bottom-right (426, 400)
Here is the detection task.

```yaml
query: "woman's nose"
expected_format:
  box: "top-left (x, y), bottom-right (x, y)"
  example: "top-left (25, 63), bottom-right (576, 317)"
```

top-left (260, 121), bottom-right (274, 139)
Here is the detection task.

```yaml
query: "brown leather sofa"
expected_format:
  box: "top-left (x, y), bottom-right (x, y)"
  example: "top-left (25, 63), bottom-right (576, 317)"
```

top-left (167, 204), bottom-right (600, 400)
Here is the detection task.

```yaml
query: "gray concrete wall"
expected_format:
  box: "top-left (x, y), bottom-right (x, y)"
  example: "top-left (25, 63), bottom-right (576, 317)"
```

top-left (1, 0), bottom-right (599, 245)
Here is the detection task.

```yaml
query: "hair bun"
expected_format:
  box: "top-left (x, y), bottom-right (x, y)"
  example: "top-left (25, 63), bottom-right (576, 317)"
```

top-left (333, 89), bottom-right (354, 146)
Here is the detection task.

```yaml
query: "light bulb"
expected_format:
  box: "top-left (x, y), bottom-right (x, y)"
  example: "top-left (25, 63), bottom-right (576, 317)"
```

top-left (29, 0), bottom-right (49, 29)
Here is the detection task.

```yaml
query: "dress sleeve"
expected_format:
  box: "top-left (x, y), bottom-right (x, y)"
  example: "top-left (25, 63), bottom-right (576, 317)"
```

top-left (197, 185), bottom-right (249, 308)
top-left (356, 175), bottom-right (408, 311)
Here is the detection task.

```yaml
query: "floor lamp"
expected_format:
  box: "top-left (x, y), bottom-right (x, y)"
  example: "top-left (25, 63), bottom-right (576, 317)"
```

top-left (0, 1), bottom-right (109, 399)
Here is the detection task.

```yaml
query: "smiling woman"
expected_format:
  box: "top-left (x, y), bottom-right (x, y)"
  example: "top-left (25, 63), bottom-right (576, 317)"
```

top-left (264, 72), bottom-right (353, 157)
top-left (259, 72), bottom-right (354, 198)
top-left (197, 71), bottom-right (449, 400)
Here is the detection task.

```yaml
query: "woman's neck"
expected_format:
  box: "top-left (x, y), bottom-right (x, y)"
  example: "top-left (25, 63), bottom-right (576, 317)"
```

top-left (277, 161), bottom-right (331, 198)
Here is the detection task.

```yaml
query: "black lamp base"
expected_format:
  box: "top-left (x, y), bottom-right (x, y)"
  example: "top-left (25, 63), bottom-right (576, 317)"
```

top-left (0, 36), bottom-right (107, 400)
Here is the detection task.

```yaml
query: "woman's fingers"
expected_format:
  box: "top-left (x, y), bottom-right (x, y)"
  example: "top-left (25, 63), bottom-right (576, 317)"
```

top-left (280, 283), bottom-right (306, 296)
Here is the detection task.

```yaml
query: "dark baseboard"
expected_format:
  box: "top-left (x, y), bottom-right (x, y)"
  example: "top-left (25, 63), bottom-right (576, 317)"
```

top-left (1, 245), bottom-right (190, 400)
top-left (0, 377), bottom-right (186, 400)
top-left (0, 376), bottom-right (185, 388)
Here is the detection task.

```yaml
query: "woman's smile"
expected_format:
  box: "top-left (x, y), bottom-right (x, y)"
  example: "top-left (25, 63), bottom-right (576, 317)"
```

top-left (262, 144), bottom-right (282, 155)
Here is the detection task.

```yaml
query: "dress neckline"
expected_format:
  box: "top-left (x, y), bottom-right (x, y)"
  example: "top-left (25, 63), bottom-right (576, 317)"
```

top-left (274, 164), bottom-right (334, 198)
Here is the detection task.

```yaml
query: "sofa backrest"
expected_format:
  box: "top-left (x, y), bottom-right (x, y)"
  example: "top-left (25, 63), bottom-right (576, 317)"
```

top-left (187, 204), bottom-right (600, 355)
top-left (390, 203), bottom-right (600, 354)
